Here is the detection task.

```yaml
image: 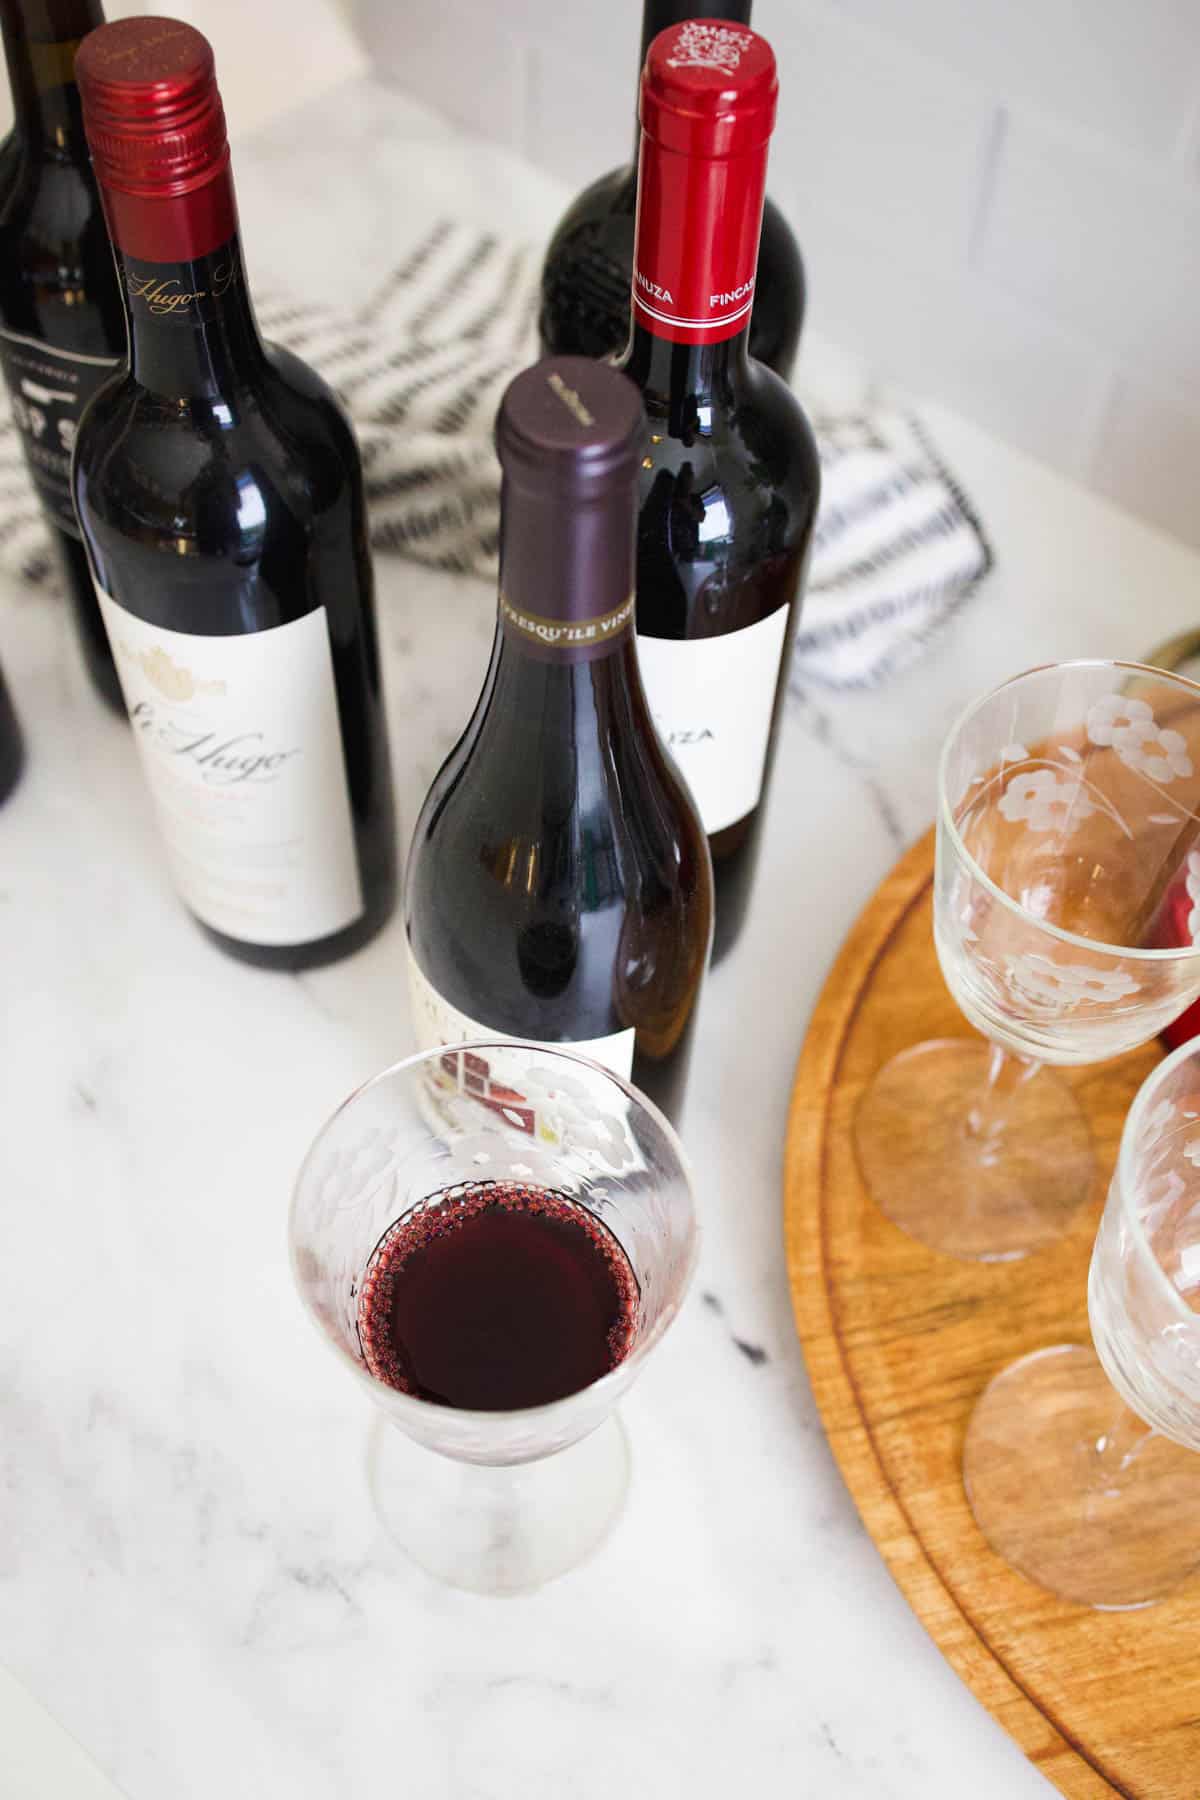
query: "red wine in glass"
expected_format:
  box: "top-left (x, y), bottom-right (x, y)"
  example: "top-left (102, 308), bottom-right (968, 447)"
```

top-left (356, 1181), bottom-right (640, 1412)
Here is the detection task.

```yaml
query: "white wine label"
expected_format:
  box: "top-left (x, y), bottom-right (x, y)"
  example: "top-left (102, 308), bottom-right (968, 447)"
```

top-left (0, 327), bottom-right (121, 538)
top-left (99, 594), bottom-right (364, 947)
top-left (407, 940), bottom-right (636, 1087)
top-left (635, 605), bottom-right (791, 834)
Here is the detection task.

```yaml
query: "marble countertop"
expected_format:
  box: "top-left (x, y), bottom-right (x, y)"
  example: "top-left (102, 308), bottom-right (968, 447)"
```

top-left (6, 74), bottom-right (1200, 1800)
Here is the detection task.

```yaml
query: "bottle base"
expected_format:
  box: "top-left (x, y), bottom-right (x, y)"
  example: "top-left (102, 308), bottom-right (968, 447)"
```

top-left (367, 1409), bottom-right (631, 1594)
top-left (193, 877), bottom-right (398, 972)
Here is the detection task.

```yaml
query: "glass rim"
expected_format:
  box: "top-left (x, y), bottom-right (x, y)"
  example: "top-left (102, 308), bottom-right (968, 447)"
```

top-left (937, 657), bottom-right (1200, 964)
top-left (288, 1038), bottom-right (701, 1430)
top-left (1114, 1036), bottom-right (1200, 1327)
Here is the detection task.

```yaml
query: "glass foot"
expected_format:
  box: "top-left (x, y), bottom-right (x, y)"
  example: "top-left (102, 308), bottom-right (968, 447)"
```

top-left (854, 1039), bottom-right (1093, 1261)
top-left (964, 1345), bottom-right (1200, 1609)
top-left (367, 1410), bottom-right (630, 1595)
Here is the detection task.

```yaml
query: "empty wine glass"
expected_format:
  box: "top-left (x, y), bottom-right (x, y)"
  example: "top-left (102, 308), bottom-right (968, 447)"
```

top-left (964, 1038), bottom-right (1200, 1608)
top-left (855, 660), bottom-right (1200, 1261)
top-left (289, 1042), bottom-right (698, 1595)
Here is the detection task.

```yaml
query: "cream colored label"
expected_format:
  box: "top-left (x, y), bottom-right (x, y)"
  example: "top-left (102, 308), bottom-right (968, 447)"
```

top-left (636, 606), bottom-right (790, 834)
top-left (407, 939), bottom-right (635, 1080)
top-left (100, 595), bottom-right (363, 946)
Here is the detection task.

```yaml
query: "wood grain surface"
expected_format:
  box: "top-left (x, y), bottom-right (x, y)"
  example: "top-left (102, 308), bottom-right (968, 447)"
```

top-left (783, 827), bottom-right (1200, 1800)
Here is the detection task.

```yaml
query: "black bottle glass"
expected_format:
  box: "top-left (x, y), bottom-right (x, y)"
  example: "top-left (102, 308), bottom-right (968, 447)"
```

top-left (72, 18), bottom-right (396, 970)
top-left (0, 0), bottom-right (126, 709)
top-left (404, 357), bottom-right (713, 1126)
top-left (538, 0), bottom-right (805, 382)
top-left (0, 660), bottom-right (24, 803)
top-left (617, 23), bottom-right (821, 962)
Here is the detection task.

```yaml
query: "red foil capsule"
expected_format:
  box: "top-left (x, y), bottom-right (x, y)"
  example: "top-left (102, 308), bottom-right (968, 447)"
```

top-left (633, 20), bottom-right (778, 346)
top-left (75, 16), bottom-right (236, 264)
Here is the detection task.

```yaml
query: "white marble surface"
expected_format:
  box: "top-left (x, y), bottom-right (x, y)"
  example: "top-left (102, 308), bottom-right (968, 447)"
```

top-left (6, 74), bottom-right (1200, 1800)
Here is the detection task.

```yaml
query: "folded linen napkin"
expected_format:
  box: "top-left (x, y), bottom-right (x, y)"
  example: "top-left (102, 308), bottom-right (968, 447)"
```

top-left (0, 219), bottom-right (992, 690)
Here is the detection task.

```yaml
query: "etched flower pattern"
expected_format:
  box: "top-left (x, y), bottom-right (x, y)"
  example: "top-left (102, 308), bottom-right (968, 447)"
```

top-left (1087, 694), bottom-right (1193, 783)
top-left (982, 691), bottom-right (1198, 851)
top-left (1146, 1099), bottom-right (1179, 1135)
top-left (1002, 952), bottom-right (1141, 1011)
top-left (997, 767), bottom-right (1095, 832)
top-left (938, 670), bottom-right (1200, 1090)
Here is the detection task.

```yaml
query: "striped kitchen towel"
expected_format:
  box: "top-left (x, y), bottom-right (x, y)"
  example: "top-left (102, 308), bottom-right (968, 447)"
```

top-left (0, 220), bottom-right (991, 691)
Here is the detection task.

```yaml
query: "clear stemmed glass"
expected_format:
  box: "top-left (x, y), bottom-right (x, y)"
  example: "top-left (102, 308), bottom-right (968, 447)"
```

top-left (964, 1039), bottom-right (1200, 1608)
top-left (855, 660), bottom-right (1200, 1261)
top-left (289, 1042), bottom-right (698, 1595)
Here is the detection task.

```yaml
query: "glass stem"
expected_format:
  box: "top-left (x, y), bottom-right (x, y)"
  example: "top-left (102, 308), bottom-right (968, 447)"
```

top-left (1087, 1400), bottom-right (1156, 1502)
top-left (963, 1045), bottom-right (1041, 1166)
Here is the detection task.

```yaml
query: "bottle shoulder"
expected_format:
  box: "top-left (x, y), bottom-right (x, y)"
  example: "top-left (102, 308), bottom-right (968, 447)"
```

top-left (759, 195), bottom-right (805, 289)
top-left (263, 340), bottom-right (354, 430)
top-left (539, 164), bottom-right (637, 359)
top-left (743, 361), bottom-right (821, 474)
top-left (0, 158), bottom-right (122, 349)
top-left (74, 342), bottom-right (361, 504)
top-left (407, 730), bottom-right (710, 1033)
top-left (0, 154), bottom-right (102, 250)
top-left (406, 645), bottom-right (712, 1040)
top-left (409, 659), bottom-right (704, 894)
top-left (544, 163), bottom-right (636, 250)
top-left (72, 342), bottom-right (369, 617)
top-left (636, 362), bottom-right (821, 551)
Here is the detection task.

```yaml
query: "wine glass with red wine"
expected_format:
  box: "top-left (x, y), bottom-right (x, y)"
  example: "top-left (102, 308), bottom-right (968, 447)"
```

top-left (290, 1043), bottom-right (698, 1594)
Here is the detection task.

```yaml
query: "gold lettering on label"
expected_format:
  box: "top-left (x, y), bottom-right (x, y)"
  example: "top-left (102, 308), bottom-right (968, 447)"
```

top-left (545, 371), bottom-right (595, 428)
top-left (125, 258), bottom-right (239, 317)
top-left (499, 592), bottom-right (634, 649)
top-left (126, 274), bottom-right (207, 316)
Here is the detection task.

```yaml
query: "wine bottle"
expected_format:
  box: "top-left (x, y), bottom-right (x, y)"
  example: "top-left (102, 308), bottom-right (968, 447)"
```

top-left (73, 17), bottom-right (396, 971)
top-left (616, 22), bottom-right (820, 962)
top-left (0, 660), bottom-right (24, 803)
top-left (538, 0), bottom-right (805, 382)
top-left (0, 0), bottom-right (126, 710)
top-left (404, 356), bottom-right (712, 1126)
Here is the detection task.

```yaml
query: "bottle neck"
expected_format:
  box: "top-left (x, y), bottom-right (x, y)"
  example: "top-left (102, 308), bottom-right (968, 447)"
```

top-left (1, 0), bottom-right (101, 155)
top-left (620, 322), bottom-right (750, 420)
top-left (488, 473), bottom-right (638, 725)
top-left (622, 115), bottom-right (767, 387)
top-left (484, 628), bottom-right (641, 761)
top-left (100, 158), bottom-right (265, 397)
top-left (117, 230), bottom-right (266, 398)
top-left (631, 0), bottom-right (752, 161)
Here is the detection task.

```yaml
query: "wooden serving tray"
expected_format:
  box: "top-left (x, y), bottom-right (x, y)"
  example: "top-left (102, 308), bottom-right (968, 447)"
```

top-left (783, 828), bottom-right (1200, 1800)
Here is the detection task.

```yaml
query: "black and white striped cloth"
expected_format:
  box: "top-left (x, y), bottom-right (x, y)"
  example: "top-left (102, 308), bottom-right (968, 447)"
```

top-left (0, 220), bottom-right (992, 690)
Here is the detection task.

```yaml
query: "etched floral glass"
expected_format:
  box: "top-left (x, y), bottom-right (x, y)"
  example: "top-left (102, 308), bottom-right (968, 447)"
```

top-left (964, 1039), bottom-right (1200, 1608)
top-left (290, 1043), bottom-right (698, 1595)
top-left (855, 661), bottom-right (1200, 1260)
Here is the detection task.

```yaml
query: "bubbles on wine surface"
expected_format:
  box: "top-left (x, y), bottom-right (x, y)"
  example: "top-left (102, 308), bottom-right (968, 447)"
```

top-left (355, 1179), bottom-right (640, 1412)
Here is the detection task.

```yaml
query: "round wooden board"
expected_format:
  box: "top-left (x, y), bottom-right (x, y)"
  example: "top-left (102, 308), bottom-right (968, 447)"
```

top-left (783, 827), bottom-right (1200, 1800)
